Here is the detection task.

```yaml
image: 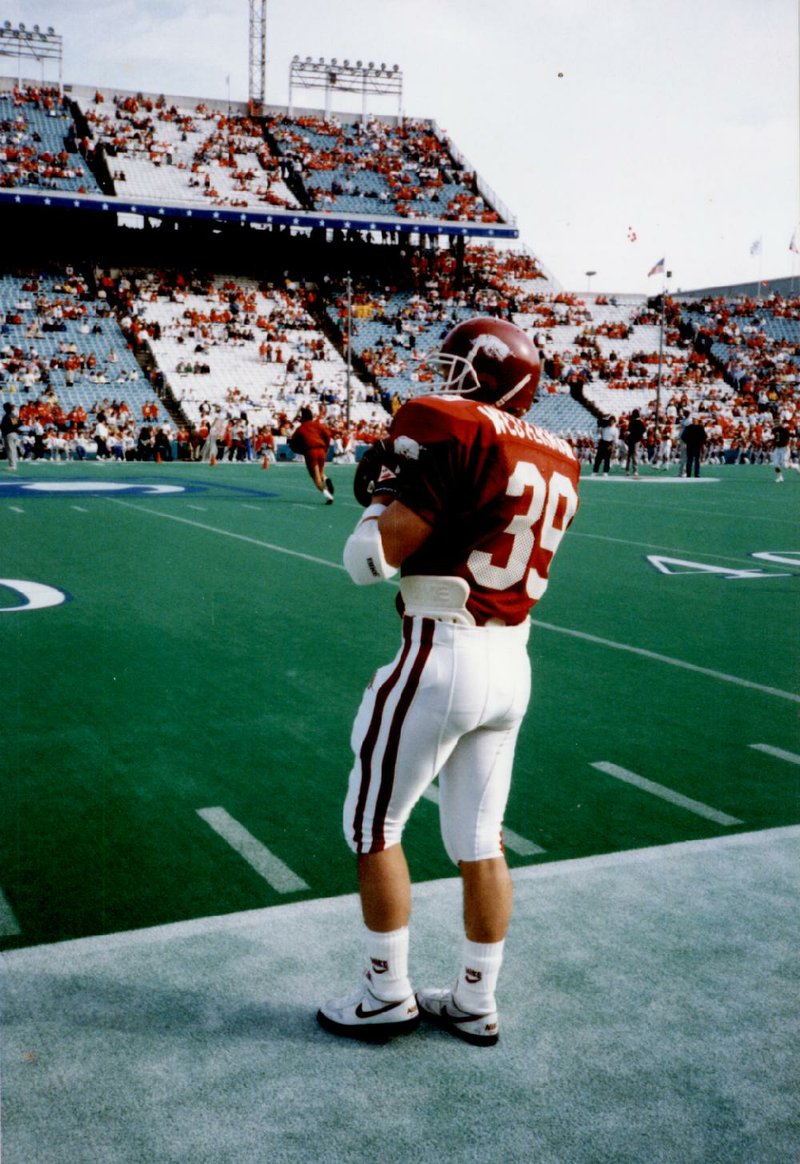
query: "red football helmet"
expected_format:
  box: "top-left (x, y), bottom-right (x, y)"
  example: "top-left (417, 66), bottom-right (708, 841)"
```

top-left (433, 317), bottom-right (541, 416)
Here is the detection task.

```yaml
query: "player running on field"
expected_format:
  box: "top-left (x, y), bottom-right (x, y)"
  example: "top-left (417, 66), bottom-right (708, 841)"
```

top-left (317, 316), bottom-right (580, 1046)
top-left (288, 406), bottom-right (334, 503)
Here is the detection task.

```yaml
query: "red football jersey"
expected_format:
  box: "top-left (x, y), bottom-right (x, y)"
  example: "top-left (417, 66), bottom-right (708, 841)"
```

top-left (389, 396), bottom-right (580, 626)
top-left (290, 418), bottom-right (330, 454)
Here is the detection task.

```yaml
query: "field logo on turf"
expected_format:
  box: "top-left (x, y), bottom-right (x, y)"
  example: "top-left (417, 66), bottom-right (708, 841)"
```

top-left (0, 580), bottom-right (70, 612)
top-left (15, 482), bottom-right (188, 496)
top-left (647, 555), bottom-right (792, 580)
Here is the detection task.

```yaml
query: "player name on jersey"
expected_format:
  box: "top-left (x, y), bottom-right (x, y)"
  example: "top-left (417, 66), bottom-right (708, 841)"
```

top-left (476, 404), bottom-right (576, 459)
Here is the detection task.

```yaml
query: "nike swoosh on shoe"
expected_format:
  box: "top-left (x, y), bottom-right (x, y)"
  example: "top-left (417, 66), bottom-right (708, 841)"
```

top-left (443, 1006), bottom-right (490, 1025)
top-left (355, 998), bottom-right (412, 1020)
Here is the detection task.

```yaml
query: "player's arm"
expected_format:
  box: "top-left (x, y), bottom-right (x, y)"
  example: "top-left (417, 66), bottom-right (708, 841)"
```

top-left (343, 500), bottom-right (432, 585)
top-left (344, 421), bottom-right (434, 585)
top-left (378, 501), bottom-right (432, 567)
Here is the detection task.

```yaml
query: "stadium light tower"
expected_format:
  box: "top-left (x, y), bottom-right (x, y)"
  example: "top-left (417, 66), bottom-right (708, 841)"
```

top-left (288, 56), bottom-right (403, 122)
top-left (248, 0), bottom-right (267, 112)
top-left (0, 21), bottom-right (63, 91)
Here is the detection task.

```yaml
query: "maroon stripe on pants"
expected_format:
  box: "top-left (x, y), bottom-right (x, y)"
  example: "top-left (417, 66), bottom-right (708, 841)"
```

top-left (371, 618), bottom-right (436, 851)
top-left (352, 619), bottom-right (416, 851)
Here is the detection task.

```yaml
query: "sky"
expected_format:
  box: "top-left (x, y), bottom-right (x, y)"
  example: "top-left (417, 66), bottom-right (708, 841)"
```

top-left (3, 0), bottom-right (799, 294)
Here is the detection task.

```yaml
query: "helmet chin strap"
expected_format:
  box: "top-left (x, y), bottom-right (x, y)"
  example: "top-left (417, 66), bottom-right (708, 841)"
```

top-left (494, 373), bottom-right (532, 411)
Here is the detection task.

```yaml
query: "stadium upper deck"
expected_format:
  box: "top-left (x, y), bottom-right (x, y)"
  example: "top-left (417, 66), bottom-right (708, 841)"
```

top-left (0, 79), bottom-right (518, 241)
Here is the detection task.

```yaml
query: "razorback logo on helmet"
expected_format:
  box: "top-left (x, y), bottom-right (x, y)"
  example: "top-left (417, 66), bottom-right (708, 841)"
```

top-left (433, 316), bottom-right (541, 416)
top-left (467, 334), bottom-right (512, 364)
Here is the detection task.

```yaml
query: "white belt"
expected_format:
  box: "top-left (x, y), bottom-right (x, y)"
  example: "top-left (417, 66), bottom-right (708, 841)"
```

top-left (400, 575), bottom-right (513, 628)
top-left (400, 575), bottom-right (476, 625)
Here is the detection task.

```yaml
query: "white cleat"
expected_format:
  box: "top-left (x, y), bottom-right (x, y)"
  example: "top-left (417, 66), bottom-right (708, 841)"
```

top-left (416, 987), bottom-right (499, 1047)
top-left (317, 974), bottom-right (420, 1042)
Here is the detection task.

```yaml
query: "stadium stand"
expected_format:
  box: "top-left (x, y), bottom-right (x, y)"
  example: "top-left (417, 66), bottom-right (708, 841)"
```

top-left (0, 85), bottom-right (101, 193)
top-left (3, 258), bottom-right (798, 467)
top-left (79, 91), bottom-right (299, 210)
top-left (0, 269), bottom-right (170, 459)
top-left (95, 267), bottom-right (389, 457)
top-left (0, 74), bottom-right (796, 471)
top-left (264, 114), bottom-right (506, 223)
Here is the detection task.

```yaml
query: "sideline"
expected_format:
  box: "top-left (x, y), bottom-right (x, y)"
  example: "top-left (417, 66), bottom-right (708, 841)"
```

top-left (3, 824), bottom-right (797, 961)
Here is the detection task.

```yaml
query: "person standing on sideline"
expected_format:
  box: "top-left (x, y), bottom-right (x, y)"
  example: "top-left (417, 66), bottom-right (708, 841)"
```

top-left (624, 409), bottom-right (646, 478)
top-left (1, 402), bottom-right (20, 471)
top-left (677, 408), bottom-right (691, 476)
top-left (316, 317), bottom-right (580, 1047)
top-left (592, 414), bottom-right (618, 475)
top-left (201, 406), bottom-right (227, 463)
top-left (681, 415), bottom-right (707, 478)
top-left (289, 406), bottom-right (334, 503)
top-left (771, 422), bottom-right (799, 482)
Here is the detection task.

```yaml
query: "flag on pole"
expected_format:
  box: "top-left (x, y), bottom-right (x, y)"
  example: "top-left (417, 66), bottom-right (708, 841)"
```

top-left (750, 238), bottom-right (762, 256)
top-left (790, 231), bottom-right (799, 255)
top-left (647, 257), bottom-right (665, 277)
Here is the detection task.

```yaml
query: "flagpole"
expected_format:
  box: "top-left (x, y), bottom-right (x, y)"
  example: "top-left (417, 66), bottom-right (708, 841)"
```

top-left (655, 269), bottom-right (667, 431)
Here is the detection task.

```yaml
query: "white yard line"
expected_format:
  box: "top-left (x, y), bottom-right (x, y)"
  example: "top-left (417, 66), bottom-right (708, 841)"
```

top-left (196, 807), bottom-right (309, 893)
top-left (749, 743), bottom-right (800, 766)
top-left (532, 620), bottom-right (800, 704)
top-left (590, 761), bottom-right (742, 826)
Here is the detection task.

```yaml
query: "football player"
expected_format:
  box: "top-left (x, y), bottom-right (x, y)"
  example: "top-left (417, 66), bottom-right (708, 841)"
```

top-left (288, 406), bottom-right (334, 502)
top-left (317, 317), bottom-right (580, 1046)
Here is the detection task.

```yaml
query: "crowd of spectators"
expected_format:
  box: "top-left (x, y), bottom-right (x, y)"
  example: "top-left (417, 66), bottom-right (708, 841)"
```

top-left (0, 85), bottom-right (97, 192)
top-left (2, 254), bottom-right (798, 470)
top-left (0, 270), bottom-right (145, 395)
top-left (91, 266), bottom-right (389, 439)
top-left (2, 87), bottom-right (508, 227)
top-left (81, 90), bottom-right (296, 210)
top-left (265, 114), bottom-right (503, 222)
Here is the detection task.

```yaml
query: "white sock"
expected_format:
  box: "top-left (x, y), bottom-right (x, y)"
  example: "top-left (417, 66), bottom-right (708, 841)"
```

top-left (454, 939), bottom-right (505, 1014)
top-left (364, 926), bottom-right (412, 1001)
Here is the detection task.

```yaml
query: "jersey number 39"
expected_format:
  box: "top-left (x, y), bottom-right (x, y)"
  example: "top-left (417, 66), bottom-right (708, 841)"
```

top-left (467, 462), bottom-right (578, 600)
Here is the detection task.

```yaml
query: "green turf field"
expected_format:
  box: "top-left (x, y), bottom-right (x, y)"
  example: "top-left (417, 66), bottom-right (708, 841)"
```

top-left (1, 459), bottom-right (798, 949)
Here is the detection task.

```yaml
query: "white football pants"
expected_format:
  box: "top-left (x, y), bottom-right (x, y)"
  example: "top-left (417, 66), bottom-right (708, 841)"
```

top-left (343, 615), bottom-right (531, 863)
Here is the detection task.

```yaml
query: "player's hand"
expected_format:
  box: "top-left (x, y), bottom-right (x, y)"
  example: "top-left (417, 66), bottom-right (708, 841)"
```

top-left (353, 439), bottom-right (402, 506)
